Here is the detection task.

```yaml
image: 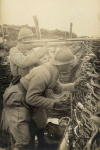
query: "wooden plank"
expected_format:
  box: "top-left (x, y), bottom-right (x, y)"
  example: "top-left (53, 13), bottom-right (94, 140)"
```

top-left (4, 40), bottom-right (83, 49)
top-left (4, 38), bottom-right (100, 49)
top-left (66, 37), bottom-right (100, 41)
top-left (21, 38), bottom-right (100, 43)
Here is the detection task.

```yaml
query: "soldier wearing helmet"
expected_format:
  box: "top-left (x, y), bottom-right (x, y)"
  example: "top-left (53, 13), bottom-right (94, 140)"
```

top-left (9, 27), bottom-right (49, 78)
top-left (2, 47), bottom-right (83, 150)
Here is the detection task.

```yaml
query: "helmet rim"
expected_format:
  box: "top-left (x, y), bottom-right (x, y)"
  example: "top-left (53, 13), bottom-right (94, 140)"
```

top-left (51, 57), bottom-right (74, 65)
top-left (18, 33), bottom-right (34, 41)
top-left (50, 47), bottom-right (75, 66)
top-left (18, 27), bottom-right (34, 41)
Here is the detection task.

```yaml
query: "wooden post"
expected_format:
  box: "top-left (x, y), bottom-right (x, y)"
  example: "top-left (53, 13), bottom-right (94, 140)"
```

top-left (69, 22), bottom-right (73, 38)
top-left (33, 15), bottom-right (41, 39)
top-left (1, 25), bottom-right (6, 58)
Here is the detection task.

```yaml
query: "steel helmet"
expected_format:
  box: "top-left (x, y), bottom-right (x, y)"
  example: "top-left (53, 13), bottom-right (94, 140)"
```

top-left (18, 27), bottom-right (34, 41)
top-left (51, 47), bottom-right (74, 65)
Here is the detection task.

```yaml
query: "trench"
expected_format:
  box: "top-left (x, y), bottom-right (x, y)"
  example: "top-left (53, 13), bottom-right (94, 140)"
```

top-left (0, 39), bottom-right (100, 150)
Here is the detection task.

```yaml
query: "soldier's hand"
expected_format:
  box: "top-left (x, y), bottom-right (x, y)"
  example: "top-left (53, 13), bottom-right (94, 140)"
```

top-left (53, 99), bottom-right (62, 108)
top-left (74, 76), bottom-right (84, 89)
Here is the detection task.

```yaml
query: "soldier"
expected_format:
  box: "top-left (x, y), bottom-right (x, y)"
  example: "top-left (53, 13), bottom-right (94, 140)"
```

top-left (2, 48), bottom-right (83, 150)
top-left (7, 27), bottom-right (50, 148)
top-left (9, 27), bottom-right (49, 78)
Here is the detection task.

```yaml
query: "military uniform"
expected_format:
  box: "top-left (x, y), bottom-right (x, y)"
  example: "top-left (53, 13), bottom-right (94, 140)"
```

top-left (2, 62), bottom-right (74, 149)
top-left (10, 43), bottom-right (48, 77)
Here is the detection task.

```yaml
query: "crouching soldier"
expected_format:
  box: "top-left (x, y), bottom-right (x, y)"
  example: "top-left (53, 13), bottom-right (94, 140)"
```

top-left (1, 48), bottom-right (83, 150)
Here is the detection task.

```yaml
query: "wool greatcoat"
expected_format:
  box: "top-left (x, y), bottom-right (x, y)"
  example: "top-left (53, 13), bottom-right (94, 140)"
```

top-left (9, 43), bottom-right (48, 78)
top-left (2, 62), bottom-right (74, 148)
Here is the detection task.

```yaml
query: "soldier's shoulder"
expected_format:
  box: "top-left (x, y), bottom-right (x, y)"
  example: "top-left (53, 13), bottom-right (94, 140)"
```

top-left (10, 47), bottom-right (19, 54)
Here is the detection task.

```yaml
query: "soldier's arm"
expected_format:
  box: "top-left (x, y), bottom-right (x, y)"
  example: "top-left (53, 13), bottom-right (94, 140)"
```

top-left (35, 43), bottom-right (49, 59)
top-left (53, 80), bottom-right (75, 92)
top-left (55, 77), bottom-right (84, 92)
top-left (25, 67), bottom-right (55, 109)
top-left (10, 47), bottom-right (42, 68)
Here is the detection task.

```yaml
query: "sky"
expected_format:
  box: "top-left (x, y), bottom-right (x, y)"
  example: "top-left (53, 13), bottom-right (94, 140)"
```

top-left (0, 0), bottom-right (100, 37)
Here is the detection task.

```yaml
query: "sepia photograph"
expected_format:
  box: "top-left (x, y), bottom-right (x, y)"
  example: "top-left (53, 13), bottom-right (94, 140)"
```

top-left (0, 0), bottom-right (100, 149)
